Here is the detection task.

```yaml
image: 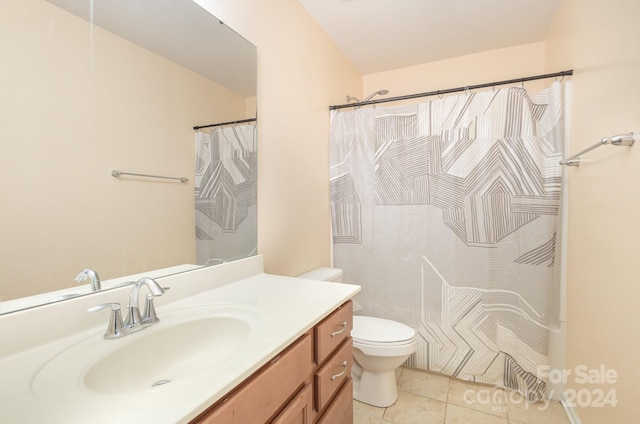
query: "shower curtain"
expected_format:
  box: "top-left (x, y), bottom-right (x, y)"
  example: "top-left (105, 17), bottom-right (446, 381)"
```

top-left (330, 82), bottom-right (565, 399)
top-left (194, 123), bottom-right (257, 265)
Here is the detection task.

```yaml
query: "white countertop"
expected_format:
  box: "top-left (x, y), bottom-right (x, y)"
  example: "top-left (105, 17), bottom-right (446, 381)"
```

top-left (0, 256), bottom-right (360, 423)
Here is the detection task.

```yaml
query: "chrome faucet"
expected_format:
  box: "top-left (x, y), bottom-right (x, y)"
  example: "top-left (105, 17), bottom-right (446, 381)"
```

top-left (124, 277), bottom-right (166, 328)
top-left (75, 268), bottom-right (101, 292)
top-left (88, 277), bottom-right (167, 339)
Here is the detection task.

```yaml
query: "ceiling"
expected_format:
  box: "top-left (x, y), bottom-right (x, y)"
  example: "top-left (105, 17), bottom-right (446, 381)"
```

top-left (298, 0), bottom-right (562, 74)
top-left (47, 0), bottom-right (257, 96)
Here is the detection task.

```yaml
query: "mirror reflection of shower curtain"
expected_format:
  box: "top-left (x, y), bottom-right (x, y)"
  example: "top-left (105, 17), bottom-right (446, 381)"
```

top-left (330, 82), bottom-right (565, 399)
top-left (194, 123), bottom-right (257, 266)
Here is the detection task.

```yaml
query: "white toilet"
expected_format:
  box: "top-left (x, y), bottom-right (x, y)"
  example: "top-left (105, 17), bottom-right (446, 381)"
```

top-left (298, 267), bottom-right (417, 407)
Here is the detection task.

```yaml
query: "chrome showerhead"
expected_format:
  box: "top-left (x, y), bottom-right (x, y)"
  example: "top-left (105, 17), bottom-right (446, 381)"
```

top-left (346, 89), bottom-right (389, 104)
top-left (363, 89), bottom-right (389, 102)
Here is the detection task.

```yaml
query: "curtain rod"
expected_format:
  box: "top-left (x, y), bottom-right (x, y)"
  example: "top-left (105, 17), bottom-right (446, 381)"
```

top-left (329, 70), bottom-right (574, 111)
top-left (193, 117), bottom-right (257, 131)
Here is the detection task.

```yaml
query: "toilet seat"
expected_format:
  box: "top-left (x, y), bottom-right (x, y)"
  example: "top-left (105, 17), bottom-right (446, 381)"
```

top-left (352, 315), bottom-right (415, 344)
top-left (352, 338), bottom-right (415, 348)
top-left (352, 315), bottom-right (417, 357)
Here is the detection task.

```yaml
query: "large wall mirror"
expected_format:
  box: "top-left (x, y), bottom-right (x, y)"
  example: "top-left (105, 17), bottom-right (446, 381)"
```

top-left (0, 0), bottom-right (257, 314)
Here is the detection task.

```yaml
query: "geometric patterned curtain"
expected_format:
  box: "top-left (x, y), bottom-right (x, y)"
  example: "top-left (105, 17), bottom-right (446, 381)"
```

top-left (194, 123), bottom-right (257, 265)
top-left (330, 82), bottom-right (565, 399)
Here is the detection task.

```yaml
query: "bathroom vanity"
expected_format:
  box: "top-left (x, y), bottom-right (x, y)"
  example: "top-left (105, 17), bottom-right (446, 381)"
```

top-left (192, 301), bottom-right (354, 423)
top-left (0, 256), bottom-right (360, 423)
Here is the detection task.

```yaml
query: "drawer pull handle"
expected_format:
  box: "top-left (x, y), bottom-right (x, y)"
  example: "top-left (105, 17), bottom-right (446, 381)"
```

top-left (331, 360), bottom-right (348, 381)
top-left (330, 321), bottom-right (348, 337)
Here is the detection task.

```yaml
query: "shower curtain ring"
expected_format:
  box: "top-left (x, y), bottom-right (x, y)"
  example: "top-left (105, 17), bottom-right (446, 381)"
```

top-left (437, 90), bottom-right (443, 99)
top-left (464, 86), bottom-right (471, 96)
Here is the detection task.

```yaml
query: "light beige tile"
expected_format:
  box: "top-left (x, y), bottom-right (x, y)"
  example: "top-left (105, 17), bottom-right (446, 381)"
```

top-left (505, 392), bottom-right (570, 424)
top-left (397, 367), bottom-right (450, 402)
top-left (382, 390), bottom-right (446, 424)
top-left (354, 399), bottom-right (386, 424)
top-left (445, 403), bottom-right (509, 424)
top-left (354, 409), bottom-right (383, 424)
top-left (447, 378), bottom-right (508, 418)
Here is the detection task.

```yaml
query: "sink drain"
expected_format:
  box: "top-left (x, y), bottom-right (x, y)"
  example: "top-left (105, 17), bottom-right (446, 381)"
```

top-left (152, 379), bottom-right (172, 387)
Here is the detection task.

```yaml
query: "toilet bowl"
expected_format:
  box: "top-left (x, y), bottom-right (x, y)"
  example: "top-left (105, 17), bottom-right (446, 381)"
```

top-left (297, 267), bottom-right (417, 407)
top-left (351, 315), bottom-right (416, 407)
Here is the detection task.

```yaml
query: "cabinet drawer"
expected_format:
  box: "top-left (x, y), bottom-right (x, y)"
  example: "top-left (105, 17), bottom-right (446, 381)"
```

top-left (315, 338), bottom-right (352, 413)
top-left (192, 332), bottom-right (313, 424)
top-left (317, 378), bottom-right (353, 424)
top-left (315, 301), bottom-right (353, 364)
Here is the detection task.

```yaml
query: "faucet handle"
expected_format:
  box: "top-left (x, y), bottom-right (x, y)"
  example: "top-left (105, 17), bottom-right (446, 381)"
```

top-left (87, 303), bottom-right (125, 339)
top-left (142, 293), bottom-right (159, 324)
top-left (142, 287), bottom-right (170, 324)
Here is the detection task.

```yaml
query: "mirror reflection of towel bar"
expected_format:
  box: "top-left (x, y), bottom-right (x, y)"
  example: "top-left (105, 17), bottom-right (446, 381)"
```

top-left (111, 170), bottom-right (189, 183)
top-left (560, 132), bottom-right (635, 166)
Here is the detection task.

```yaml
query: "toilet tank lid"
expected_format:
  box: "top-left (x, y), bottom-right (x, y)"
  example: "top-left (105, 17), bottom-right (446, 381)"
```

top-left (352, 315), bottom-right (415, 343)
top-left (297, 267), bottom-right (343, 282)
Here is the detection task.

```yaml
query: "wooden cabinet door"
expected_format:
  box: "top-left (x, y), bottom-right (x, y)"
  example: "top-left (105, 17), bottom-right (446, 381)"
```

top-left (317, 379), bottom-right (353, 424)
top-left (191, 333), bottom-right (313, 424)
top-left (272, 384), bottom-right (313, 424)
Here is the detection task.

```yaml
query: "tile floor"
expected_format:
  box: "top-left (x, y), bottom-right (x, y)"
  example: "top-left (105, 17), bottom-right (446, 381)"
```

top-left (353, 367), bottom-right (572, 424)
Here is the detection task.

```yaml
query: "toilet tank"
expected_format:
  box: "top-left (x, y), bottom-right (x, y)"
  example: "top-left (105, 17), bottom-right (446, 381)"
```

top-left (298, 267), bottom-right (343, 283)
top-left (299, 267), bottom-right (363, 312)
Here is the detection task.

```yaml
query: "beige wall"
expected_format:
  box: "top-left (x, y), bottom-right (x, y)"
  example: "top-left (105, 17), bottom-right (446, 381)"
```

top-left (0, 0), bottom-right (247, 300)
top-left (364, 42), bottom-right (547, 100)
top-left (546, 0), bottom-right (640, 422)
top-left (196, 0), bottom-right (362, 276)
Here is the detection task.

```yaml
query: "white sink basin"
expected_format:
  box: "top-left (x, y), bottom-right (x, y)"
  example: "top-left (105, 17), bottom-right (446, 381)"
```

top-left (32, 304), bottom-right (265, 398)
